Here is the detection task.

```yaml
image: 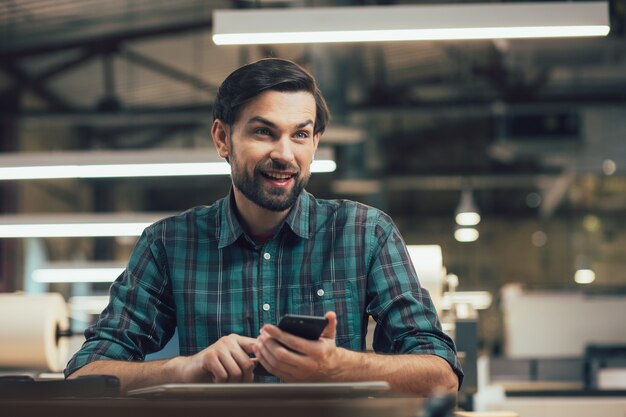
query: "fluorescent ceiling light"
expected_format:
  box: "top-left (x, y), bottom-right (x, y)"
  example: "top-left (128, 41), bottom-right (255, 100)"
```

top-left (33, 263), bottom-right (124, 283)
top-left (0, 148), bottom-right (335, 180)
top-left (213, 2), bottom-right (610, 45)
top-left (0, 213), bottom-right (170, 238)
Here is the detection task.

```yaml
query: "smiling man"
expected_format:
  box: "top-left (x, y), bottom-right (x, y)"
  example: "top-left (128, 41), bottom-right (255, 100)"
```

top-left (65, 58), bottom-right (463, 395)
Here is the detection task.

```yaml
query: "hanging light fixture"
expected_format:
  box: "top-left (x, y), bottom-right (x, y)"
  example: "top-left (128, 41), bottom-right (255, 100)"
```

top-left (455, 187), bottom-right (481, 226)
top-left (574, 254), bottom-right (596, 284)
top-left (574, 269), bottom-right (596, 284)
top-left (454, 227), bottom-right (480, 243)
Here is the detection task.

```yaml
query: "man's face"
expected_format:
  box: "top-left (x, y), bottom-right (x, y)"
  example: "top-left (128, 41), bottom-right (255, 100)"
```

top-left (218, 90), bottom-right (319, 212)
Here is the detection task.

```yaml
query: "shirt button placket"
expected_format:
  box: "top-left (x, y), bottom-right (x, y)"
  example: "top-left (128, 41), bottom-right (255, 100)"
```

top-left (261, 250), bottom-right (273, 320)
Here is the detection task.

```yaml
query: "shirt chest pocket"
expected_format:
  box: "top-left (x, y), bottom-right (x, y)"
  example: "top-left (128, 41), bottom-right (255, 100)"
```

top-left (286, 281), bottom-right (357, 349)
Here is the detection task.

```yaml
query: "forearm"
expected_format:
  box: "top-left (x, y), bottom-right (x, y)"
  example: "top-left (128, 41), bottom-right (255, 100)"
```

top-left (328, 349), bottom-right (459, 396)
top-left (67, 357), bottom-right (187, 394)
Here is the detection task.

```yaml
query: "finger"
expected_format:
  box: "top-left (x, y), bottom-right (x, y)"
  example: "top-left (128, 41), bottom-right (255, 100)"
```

top-left (236, 335), bottom-right (259, 355)
top-left (217, 351), bottom-right (245, 383)
top-left (259, 337), bottom-right (301, 378)
top-left (321, 311), bottom-right (337, 339)
top-left (206, 357), bottom-right (228, 383)
top-left (230, 345), bottom-right (255, 377)
top-left (261, 325), bottom-right (310, 354)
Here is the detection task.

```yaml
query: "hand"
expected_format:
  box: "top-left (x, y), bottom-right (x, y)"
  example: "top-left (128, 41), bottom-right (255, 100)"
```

top-left (177, 334), bottom-right (257, 383)
top-left (253, 311), bottom-right (340, 382)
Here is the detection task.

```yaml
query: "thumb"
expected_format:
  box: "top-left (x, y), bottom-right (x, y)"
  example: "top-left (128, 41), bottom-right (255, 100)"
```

top-left (321, 311), bottom-right (337, 340)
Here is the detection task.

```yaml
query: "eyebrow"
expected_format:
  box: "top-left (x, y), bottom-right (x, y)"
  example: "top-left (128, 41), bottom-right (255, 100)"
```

top-left (247, 116), bottom-right (314, 130)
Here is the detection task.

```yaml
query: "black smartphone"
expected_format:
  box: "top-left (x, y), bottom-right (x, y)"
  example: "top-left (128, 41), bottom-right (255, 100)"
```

top-left (253, 314), bottom-right (329, 376)
top-left (277, 314), bottom-right (329, 340)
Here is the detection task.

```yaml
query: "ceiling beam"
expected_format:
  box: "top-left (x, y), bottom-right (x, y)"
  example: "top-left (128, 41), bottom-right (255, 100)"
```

top-left (0, 18), bottom-right (212, 60)
top-left (0, 62), bottom-right (74, 111)
top-left (119, 48), bottom-right (217, 93)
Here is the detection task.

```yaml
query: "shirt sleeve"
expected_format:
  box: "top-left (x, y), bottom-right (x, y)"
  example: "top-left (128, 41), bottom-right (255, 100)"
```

top-left (365, 212), bottom-right (464, 386)
top-left (64, 225), bottom-right (176, 377)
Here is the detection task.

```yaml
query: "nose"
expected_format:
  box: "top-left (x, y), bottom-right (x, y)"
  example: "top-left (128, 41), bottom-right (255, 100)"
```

top-left (269, 136), bottom-right (295, 165)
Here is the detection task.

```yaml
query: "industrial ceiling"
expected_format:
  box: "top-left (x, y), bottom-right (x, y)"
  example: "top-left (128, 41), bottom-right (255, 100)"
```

top-left (2, 0), bottom-right (626, 300)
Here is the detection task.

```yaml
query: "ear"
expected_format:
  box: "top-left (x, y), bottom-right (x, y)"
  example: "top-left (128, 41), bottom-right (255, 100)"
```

top-left (211, 119), bottom-right (231, 160)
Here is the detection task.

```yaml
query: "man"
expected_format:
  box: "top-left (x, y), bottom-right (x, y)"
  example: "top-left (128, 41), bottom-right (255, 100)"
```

top-left (66, 58), bottom-right (463, 395)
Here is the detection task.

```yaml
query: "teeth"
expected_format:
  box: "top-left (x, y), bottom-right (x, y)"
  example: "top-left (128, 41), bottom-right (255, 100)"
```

top-left (266, 172), bottom-right (293, 180)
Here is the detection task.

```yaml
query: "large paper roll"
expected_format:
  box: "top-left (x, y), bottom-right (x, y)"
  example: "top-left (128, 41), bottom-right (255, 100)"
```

top-left (406, 245), bottom-right (445, 312)
top-left (0, 292), bottom-right (70, 372)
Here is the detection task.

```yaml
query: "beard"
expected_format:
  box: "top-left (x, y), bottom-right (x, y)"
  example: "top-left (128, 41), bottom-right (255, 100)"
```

top-left (231, 158), bottom-right (309, 212)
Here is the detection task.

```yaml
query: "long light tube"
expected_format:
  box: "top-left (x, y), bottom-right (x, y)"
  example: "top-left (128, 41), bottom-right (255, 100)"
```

top-left (33, 264), bottom-right (125, 283)
top-left (0, 213), bottom-right (170, 238)
top-left (0, 222), bottom-right (150, 238)
top-left (0, 148), bottom-right (336, 180)
top-left (213, 2), bottom-right (610, 45)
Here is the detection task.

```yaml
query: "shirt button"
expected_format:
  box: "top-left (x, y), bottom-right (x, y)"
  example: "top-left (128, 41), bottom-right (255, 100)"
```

top-left (263, 253), bottom-right (271, 260)
top-left (262, 303), bottom-right (270, 311)
top-left (317, 289), bottom-right (325, 297)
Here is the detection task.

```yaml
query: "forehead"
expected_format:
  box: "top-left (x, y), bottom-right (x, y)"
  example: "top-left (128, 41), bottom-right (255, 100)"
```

top-left (236, 90), bottom-right (316, 125)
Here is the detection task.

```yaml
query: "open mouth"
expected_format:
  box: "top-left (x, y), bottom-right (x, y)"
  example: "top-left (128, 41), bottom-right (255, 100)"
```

top-left (261, 171), bottom-right (297, 183)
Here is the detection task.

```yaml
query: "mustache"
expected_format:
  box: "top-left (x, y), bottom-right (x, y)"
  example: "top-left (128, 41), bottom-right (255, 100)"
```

top-left (258, 159), bottom-right (299, 173)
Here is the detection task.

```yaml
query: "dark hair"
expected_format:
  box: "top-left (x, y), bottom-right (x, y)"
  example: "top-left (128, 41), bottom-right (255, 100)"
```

top-left (213, 58), bottom-right (330, 135)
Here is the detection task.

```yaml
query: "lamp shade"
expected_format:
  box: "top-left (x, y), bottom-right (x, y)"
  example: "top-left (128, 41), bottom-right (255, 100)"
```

top-left (455, 188), bottom-right (481, 226)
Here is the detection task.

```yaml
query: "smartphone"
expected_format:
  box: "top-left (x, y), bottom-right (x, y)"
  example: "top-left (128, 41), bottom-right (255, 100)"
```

top-left (253, 314), bottom-right (328, 376)
top-left (277, 314), bottom-right (329, 340)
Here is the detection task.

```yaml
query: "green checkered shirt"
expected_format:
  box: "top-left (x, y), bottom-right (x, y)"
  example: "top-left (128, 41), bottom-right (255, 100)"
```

top-left (65, 190), bottom-right (463, 385)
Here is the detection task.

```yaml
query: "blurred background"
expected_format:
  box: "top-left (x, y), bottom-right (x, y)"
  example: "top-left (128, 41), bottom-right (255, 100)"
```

top-left (1, 0), bottom-right (626, 412)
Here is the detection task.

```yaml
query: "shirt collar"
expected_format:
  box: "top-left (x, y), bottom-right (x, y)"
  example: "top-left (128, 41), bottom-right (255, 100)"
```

top-left (217, 191), bottom-right (246, 249)
top-left (283, 190), bottom-right (311, 240)
top-left (217, 189), bottom-right (312, 248)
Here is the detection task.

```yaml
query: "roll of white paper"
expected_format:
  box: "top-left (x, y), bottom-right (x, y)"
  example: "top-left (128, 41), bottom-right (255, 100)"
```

top-left (0, 292), bottom-right (70, 372)
top-left (406, 245), bottom-right (445, 311)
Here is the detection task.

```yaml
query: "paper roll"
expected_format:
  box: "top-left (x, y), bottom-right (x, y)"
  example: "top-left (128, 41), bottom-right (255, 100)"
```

top-left (0, 292), bottom-right (70, 372)
top-left (406, 245), bottom-right (445, 312)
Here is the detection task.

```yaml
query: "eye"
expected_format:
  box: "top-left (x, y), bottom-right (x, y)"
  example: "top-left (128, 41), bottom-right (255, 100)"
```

top-left (254, 127), bottom-right (272, 136)
top-left (294, 130), bottom-right (310, 140)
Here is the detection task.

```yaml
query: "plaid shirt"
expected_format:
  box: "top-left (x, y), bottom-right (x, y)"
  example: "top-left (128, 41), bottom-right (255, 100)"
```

top-left (65, 190), bottom-right (463, 384)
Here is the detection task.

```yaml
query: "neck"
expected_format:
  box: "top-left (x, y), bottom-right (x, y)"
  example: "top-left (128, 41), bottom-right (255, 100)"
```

top-left (232, 189), bottom-right (290, 237)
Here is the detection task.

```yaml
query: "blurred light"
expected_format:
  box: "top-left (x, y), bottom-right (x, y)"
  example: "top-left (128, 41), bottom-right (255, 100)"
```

top-left (0, 213), bottom-right (170, 238)
top-left (455, 212), bottom-right (481, 226)
top-left (33, 266), bottom-right (124, 283)
top-left (446, 273), bottom-right (459, 289)
top-left (455, 188), bottom-right (480, 226)
top-left (531, 230), bottom-right (548, 247)
top-left (0, 148), bottom-right (336, 180)
top-left (68, 296), bottom-right (110, 315)
top-left (440, 291), bottom-right (493, 310)
top-left (583, 215), bottom-right (601, 233)
top-left (526, 192), bottom-right (542, 208)
top-left (575, 269), bottom-right (596, 284)
top-left (602, 159), bottom-right (617, 176)
top-left (213, 2), bottom-right (609, 45)
top-left (311, 160), bottom-right (337, 173)
top-left (0, 222), bottom-right (150, 238)
top-left (455, 227), bottom-right (479, 242)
